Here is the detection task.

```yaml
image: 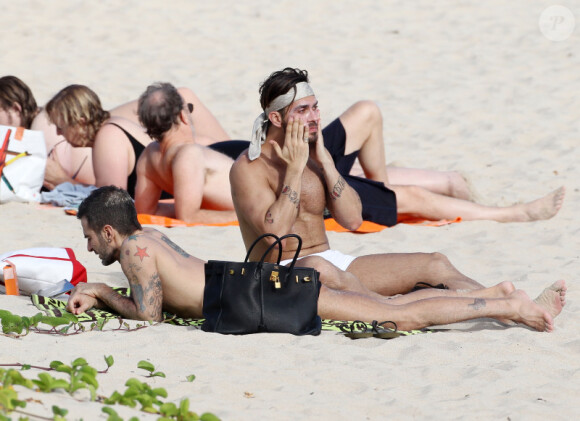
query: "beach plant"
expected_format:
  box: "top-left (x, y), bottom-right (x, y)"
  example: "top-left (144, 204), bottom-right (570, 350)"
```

top-left (0, 309), bottom-right (154, 338)
top-left (137, 360), bottom-right (166, 378)
top-left (0, 356), bottom-right (219, 421)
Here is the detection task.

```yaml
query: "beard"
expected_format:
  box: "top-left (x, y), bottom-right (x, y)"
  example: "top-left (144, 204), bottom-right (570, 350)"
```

top-left (96, 236), bottom-right (116, 266)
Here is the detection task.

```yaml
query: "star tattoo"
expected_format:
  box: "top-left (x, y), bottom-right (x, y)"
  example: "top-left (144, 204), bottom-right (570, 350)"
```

top-left (134, 246), bottom-right (150, 262)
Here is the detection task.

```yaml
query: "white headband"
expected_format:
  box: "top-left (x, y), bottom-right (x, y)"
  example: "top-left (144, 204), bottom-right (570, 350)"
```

top-left (249, 82), bottom-right (315, 161)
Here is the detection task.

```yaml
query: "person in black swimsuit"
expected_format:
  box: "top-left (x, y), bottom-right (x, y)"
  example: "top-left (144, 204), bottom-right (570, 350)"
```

top-left (37, 84), bottom-right (230, 193)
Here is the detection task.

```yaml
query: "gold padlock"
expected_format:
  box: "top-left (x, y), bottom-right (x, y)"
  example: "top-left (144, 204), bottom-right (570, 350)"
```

top-left (270, 271), bottom-right (281, 289)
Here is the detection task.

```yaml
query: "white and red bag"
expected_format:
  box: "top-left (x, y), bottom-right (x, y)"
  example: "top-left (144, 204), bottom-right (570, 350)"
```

top-left (0, 125), bottom-right (47, 203)
top-left (0, 247), bottom-right (87, 296)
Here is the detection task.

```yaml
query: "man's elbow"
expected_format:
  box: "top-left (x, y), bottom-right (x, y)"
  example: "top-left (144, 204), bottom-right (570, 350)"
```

top-left (344, 215), bottom-right (363, 231)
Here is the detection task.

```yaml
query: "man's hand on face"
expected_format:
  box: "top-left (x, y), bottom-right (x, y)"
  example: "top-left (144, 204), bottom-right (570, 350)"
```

top-left (308, 117), bottom-right (332, 168)
top-left (269, 117), bottom-right (310, 175)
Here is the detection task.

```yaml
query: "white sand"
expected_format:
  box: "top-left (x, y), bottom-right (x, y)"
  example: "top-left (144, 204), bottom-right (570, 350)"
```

top-left (1, 1), bottom-right (579, 419)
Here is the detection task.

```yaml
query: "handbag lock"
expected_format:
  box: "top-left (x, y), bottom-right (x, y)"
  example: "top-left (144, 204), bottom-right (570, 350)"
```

top-left (269, 271), bottom-right (281, 289)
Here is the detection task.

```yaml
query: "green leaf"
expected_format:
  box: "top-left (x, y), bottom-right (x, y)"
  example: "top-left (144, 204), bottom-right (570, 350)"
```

top-left (2, 315), bottom-right (23, 334)
top-left (137, 360), bottom-right (155, 373)
top-left (105, 355), bottom-right (115, 368)
top-left (59, 324), bottom-right (73, 334)
top-left (52, 405), bottom-right (69, 416)
top-left (102, 406), bottom-right (123, 421)
top-left (179, 398), bottom-right (191, 414)
top-left (186, 374), bottom-right (196, 382)
top-left (142, 405), bottom-right (160, 414)
top-left (54, 365), bottom-right (73, 375)
top-left (39, 316), bottom-right (70, 328)
top-left (159, 402), bottom-right (178, 416)
top-left (59, 312), bottom-right (79, 323)
top-left (49, 360), bottom-right (65, 370)
top-left (79, 372), bottom-right (99, 389)
top-left (20, 364), bottom-right (31, 371)
top-left (104, 390), bottom-right (122, 405)
top-left (152, 387), bottom-right (168, 398)
top-left (200, 413), bottom-right (222, 421)
top-left (152, 371), bottom-right (166, 378)
top-left (51, 379), bottom-right (71, 391)
top-left (72, 357), bottom-right (88, 368)
top-left (125, 377), bottom-right (145, 390)
top-left (96, 318), bottom-right (107, 330)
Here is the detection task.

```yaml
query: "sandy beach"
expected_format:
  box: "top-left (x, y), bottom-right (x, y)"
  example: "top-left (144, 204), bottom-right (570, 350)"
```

top-left (1, 1), bottom-right (579, 419)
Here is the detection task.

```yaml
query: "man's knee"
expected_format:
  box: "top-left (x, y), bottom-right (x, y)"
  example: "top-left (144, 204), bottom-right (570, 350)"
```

top-left (425, 252), bottom-right (455, 274)
top-left (348, 100), bottom-right (382, 124)
top-left (298, 256), bottom-right (351, 291)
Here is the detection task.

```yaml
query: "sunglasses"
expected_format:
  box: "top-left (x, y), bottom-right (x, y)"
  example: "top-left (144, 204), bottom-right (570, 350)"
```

top-left (187, 103), bottom-right (194, 113)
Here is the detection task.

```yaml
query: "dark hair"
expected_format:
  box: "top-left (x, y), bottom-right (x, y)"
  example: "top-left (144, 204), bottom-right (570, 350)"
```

top-left (0, 75), bottom-right (39, 128)
top-left (77, 186), bottom-right (142, 235)
top-left (138, 82), bottom-right (183, 142)
top-left (45, 84), bottom-right (110, 147)
top-left (259, 67), bottom-right (310, 117)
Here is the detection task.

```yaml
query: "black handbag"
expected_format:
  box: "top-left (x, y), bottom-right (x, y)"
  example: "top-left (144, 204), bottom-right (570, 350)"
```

top-left (201, 233), bottom-right (322, 335)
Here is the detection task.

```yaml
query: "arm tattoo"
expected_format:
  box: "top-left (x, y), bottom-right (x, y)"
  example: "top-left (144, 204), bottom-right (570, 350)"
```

top-left (468, 298), bottom-right (486, 310)
top-left (281, 185), bottom-right (300, 208)
top-left (161, 235), bottom-right (191, 257)
top-left (126, 262), bottom-right (163, 318)
top-left (330, 176), bottom-right (346, 200)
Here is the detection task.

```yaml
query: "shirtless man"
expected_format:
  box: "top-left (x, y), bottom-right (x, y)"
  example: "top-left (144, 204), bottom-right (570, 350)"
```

top-left (229, 67), bottom-right (566, 330)
top-left (66, 186), bottom-right (205, 320)
top-left (136, 80), bottom-right (564, 227)
top-left (134, 82), bottom-right (241, 223)
top-left (68, 187), bottom-right (565, 331)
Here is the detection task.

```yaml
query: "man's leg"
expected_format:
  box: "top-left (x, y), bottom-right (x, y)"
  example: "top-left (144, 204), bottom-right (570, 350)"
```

top-left (338, 101), bottom-right (471, 199)
top-left (346, 252), bottom-right (485, 296)
top-left (392, 184), bottom-right (565, 223)
top-left (317, 285), bottom-right (556, 332)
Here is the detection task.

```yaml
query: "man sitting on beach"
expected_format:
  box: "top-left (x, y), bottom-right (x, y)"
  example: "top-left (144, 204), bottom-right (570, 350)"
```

top-left (135, 80), bottom-right (564, 227)
top-left (228, 67), bottom-right (566, 330)
top-left (67, 186), bottom-right (565, 332)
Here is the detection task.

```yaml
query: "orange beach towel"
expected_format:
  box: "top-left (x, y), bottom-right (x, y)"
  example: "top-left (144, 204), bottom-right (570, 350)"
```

top-left (136, 214), bottom-right (461, 233)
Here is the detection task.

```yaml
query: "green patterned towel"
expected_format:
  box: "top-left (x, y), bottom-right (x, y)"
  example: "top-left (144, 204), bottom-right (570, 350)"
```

top-left (31, 288), bottom-right (429, 336)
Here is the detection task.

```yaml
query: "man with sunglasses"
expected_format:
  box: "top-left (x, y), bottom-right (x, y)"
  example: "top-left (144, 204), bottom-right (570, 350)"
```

top-left (135, 82), bottom-right (244, 223)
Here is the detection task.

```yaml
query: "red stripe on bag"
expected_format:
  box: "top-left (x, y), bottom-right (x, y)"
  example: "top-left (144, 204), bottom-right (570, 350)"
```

top-left (6, 249), bottom-right (87, 286)
top-left (64, 248), bottom-right (87, 286)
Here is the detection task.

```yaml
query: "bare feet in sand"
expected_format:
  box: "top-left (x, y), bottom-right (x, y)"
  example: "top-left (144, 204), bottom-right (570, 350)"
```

top-left (510, 290), bottom-right (554, 332)
top-left (519, 186), bottom-right (566, 222)
top-left (534, 280), bottom-right (567, 318)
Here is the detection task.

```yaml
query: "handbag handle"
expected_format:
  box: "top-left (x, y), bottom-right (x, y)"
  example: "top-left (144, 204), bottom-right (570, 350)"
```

top-left (244, 233), bottom-right (282, 263)
top-left (243, 233), bottom-right (303, 271)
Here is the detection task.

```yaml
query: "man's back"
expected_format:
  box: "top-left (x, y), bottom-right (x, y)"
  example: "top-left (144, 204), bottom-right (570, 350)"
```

top-left (121, 228), bottom-right (206, 318)
top-left (135, 139), bottom-right (235, 221)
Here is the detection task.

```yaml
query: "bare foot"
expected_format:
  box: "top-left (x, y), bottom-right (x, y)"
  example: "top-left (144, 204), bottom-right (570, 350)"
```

top-left (520, 186), bottom-right (566, 222)
top-left (510, 290), bottom-right (554, 332)
top-left (534, 280), bottom-right (566, 318)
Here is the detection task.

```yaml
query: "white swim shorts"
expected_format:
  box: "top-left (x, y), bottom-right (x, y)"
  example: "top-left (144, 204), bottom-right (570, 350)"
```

top-left (280, 249), bottom-right (357, 272)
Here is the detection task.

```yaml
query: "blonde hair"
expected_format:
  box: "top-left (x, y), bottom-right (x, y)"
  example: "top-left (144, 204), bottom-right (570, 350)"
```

top-left (45, 85), bottom-right (110, 147)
